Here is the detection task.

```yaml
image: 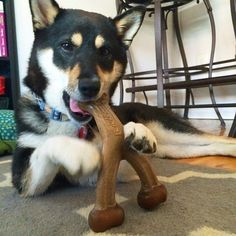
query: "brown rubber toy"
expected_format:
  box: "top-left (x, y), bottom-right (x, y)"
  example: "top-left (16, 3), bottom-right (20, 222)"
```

top-left (80, 94), bottom-right (167, 232)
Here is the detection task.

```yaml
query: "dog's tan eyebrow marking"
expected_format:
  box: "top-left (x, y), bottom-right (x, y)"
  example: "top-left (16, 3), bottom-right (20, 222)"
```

top-left (97, 61), bottom-right (123, 84)
top-left (71, 33), bottom-right (83, 47)
top-left (95, 35), bottom-right (105, 49)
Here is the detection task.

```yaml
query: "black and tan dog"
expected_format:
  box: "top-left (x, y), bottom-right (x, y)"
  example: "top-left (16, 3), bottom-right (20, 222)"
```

top-left (12, 0), bottom-right (236, 197)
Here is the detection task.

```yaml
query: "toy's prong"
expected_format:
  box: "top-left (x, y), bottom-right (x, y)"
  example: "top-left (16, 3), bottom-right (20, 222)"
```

top-left (125, 148), bottom-right (167, 209)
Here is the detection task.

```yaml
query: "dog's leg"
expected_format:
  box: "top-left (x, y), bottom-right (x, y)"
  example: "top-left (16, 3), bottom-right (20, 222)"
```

top-left (18, 135), bottom-right (100, 196)
top-left (147, 121), bottom-right (236, 145)
top-left (156, 143), bottom-right (236, 158)
top-left (124, 122), bottom-right (157, 154)
top-left (146, 122), bottom-right (236, 158)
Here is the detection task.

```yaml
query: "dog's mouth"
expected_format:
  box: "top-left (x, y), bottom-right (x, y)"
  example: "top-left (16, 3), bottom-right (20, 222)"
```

top-left (69, 98), bottom-right (92, 123)
top-left (69, 98), bottom-right (90, 116)
top-left (63, 91), bottom-right (93, 123)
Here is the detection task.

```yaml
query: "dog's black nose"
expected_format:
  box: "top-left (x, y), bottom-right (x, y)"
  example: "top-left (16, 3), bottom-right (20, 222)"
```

top-left (79, 78), bottom-right (101, 98)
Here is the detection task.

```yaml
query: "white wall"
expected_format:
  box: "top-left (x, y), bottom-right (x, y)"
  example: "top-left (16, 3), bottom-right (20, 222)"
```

top-left (171, 0), bottom-right (236, 119)
top-left (123, 0), bottom-right (236, 119)
top-left (14, 0), bottom-right (236, 119)
top-left (14, 0), bottom-right (33, 93)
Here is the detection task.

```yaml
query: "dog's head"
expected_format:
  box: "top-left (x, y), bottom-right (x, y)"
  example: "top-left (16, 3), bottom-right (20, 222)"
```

top-left (25, 0), bottom-right (145, 123)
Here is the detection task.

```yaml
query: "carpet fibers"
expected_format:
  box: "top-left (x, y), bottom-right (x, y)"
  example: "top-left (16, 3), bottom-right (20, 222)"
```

top-left (0, 156), bottom-right (236, 236)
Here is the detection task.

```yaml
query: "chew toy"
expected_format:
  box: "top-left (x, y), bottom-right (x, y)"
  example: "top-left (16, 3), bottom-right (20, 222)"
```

top-left (80, 94), bottom-right (167, 232)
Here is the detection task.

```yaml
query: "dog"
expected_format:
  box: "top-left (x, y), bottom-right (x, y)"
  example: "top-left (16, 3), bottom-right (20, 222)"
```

top-left (12, 0), bottom-right (236, 197)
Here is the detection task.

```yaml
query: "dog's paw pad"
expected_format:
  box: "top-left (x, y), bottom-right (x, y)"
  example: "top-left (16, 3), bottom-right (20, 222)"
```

top-left (132, 137), bottom-right (157, 154)
top-left (124, 122), bottom-right (157, 154)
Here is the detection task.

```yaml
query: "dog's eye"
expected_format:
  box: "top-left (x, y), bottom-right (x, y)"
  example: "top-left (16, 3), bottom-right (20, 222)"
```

top-left (60, 41), bottom-right (74, 52)
top-left (99, 47), bottom-right (111, 58)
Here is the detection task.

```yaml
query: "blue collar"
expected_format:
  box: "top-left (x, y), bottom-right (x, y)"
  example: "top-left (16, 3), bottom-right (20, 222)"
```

top-left (33, 93), bottom-right (89, 139)
top-left (35, 95), bottom-right (69, 121)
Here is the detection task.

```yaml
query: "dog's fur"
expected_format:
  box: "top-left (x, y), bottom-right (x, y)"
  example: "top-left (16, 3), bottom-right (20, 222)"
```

top-left (12, 0), bottom-right (236, 197)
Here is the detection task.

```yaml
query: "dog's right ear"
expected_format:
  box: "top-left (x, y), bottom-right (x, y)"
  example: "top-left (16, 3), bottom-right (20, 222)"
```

top-left (29, 0), bottom-right (60, 30)
top-left (113, 6), bottom-right (146, 47)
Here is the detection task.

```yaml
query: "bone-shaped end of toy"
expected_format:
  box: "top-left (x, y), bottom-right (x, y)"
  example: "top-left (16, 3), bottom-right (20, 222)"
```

top-left (137, 184), bottom-right (167, 210)
top-left (88, 204), bottom-right (125, 232)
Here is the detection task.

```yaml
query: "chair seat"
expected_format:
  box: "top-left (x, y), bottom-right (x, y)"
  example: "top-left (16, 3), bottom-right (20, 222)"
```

top-left (124, 0), bottom-right (195, 9)
top-left (161, 0), bottom-right (195, 10)
top-left (126, 0), bottom-right (151, 3)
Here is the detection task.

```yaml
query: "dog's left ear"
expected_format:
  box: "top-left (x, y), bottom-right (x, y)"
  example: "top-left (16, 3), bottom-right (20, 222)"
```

top-left (29, 0), bottom-right (60, 30)
top-left (113, 6), bottom-right (146, 47)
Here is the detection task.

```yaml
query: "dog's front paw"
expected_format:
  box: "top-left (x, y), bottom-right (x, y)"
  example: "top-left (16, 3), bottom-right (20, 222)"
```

top-left (124, 122), bottom-right (157, 154)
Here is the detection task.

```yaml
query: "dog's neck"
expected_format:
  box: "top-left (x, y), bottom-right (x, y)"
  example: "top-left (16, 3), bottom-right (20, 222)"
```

top-left (31, 92), bottom-right (91, 139)
top-left (34, 94), bottom-right (70, 122)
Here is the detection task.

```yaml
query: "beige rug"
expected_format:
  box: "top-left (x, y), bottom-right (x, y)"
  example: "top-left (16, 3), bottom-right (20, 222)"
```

top-left (1, 155), bottom-right (236, 236)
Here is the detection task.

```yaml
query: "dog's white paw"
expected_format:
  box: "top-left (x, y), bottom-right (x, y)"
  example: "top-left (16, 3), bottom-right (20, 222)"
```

top-left (43, 136), bottom-right (101, 176)
top-left (124, 122), bottom-right (157, 154)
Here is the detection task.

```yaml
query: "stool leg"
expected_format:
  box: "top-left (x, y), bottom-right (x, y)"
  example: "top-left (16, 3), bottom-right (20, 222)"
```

top-left (116, 0), bottom-right (123, 14)
top-left (173, 8), bottom-right (194, 119)
top-left (204, 0), bottom-right (226, 128)
top-left (119, 79), bottom-right (124, 104)
top-left (127, 50), bottom-right (137, 103)
top-left (229, 113), bottom-right (236, 137)
top-left (154, 0), bottom-right (164, 108)
top-left (230, 2), bottom-right (236, 130)
top-left (127, 50), bottom-right (149, 104)
top-left (162, 11), bottom-right (171, 109)
top-left (117, 0), bottom-right (124, 105)
top-left (116, 0), bottom-right (136, 105)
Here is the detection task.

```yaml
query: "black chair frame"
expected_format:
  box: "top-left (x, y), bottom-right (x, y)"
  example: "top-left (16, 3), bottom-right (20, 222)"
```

top-left (116, 0), bottom-right (236, 137)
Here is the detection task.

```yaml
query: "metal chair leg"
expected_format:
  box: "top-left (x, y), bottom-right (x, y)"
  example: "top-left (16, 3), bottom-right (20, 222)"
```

top-left (162, 11), bottom-right (171, 108)
top-left (154, 0), bottom-right (164, 108)
top-left (229, 113), bottom-right (236, 137)
top-left (173, 8), bottom-right (194, 119)
top-left (117, 0), bottom-right (149, 104)
top-left (204, 0), bottom-right (226, 128)
top-left (127, 50), bottom-right (136, 103)
top-left (229, 0), bottom-right (236, 137)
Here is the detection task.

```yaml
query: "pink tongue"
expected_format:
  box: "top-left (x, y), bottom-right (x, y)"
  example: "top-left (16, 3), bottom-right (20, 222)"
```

top-left (69, 98), bottom-right (90, 116)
